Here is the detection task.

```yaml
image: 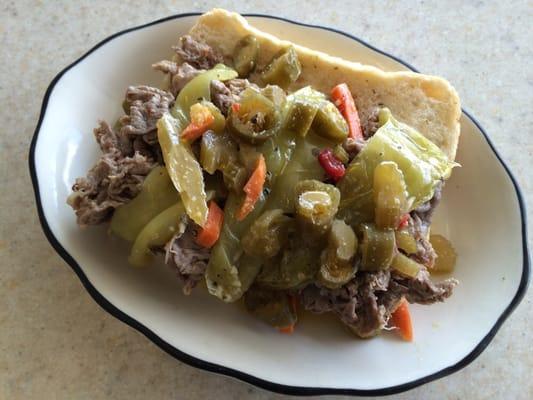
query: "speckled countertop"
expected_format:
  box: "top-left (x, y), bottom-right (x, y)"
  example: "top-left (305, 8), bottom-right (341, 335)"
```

top-left (1, 1), bottom-right (531, 399)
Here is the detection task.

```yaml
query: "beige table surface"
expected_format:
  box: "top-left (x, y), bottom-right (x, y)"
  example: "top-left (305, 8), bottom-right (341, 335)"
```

top-left (1, 1), bottom-right (531, 399)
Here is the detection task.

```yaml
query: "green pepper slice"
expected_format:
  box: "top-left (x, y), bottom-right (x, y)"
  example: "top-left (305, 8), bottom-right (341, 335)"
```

top-left (256, 237), bottom-right (321, 290)
top-left (244, 287), bottom-right (297, 329)
top-left (129, 202), bottom-right (186, 267)
top-left (317, 219), bottom-right (358, 289)
top-left (391, 252), bottom-right (422, 278)
top-left (200, 131), bottom-right (239, 175)
top-left (200, 100), bottom-right (226, 133)
top-left (227, 88), bottom-right (281, 145)
top-left (373, 161), bottom-right (409, 229)
top-left (294, 179), bottom-right (340, 241)
top-left (173, 64), bottom-right (238, 118)
top-left (260, 85), bottom-right (287, 108)
top-left (261, 46), bottom-right (302, 89)
top-left (395, 229), bottom-right (418, 254)
top-left (157, 113), bottom-right (208, 226)
top-left (311, 100), bottom-right (349, 142)
top-left (338, 109), bottom-right (456, 227)
top-left (110, 166), bottom-right (180, 242)
top-left (233, 35), bottom-right (259, 77)
top-left (242, 209), bottom-right (292, 258)
top-left (359, 223), bottom-right (396, 271)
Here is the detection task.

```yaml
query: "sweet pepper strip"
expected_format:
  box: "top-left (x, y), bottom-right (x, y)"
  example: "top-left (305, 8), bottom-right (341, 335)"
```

top-left (318, 148), bottom-right (345, 182)
top-left (236, 154), bottom-right (267, 221)
top-left (331, 83), bottom-right (363, 140)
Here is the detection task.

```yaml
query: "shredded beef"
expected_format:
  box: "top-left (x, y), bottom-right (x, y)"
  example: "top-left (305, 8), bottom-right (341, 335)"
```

top-left (412, 181), bottom-right (443, 225)
top-left (172, 35), bottom-right (222, 70)
top-left (407, 182), bottom-right (444, 267)
top-left (67, 121), bottom-right (156, 226)
top-left (210, 78), bottom-right (259, 115)
top-left (343, 137), bottom-right (366, 159)
top-left (210, 79), bottom-right (234, 114)
top-left (119, 85), bottom-right (174, 136)
top-left (153, 61), bottom-right (204, 96)
top-left (389, 269), bottom-right (457, 304)
top-left (300, 267), bottom-right (456, 338)
top-left (165, 219), bottom-right (210, 295)
top-left (362, 107), bottom-right (380, 139)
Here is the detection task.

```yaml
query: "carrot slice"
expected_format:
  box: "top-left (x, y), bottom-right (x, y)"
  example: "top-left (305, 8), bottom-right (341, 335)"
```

top-left (331, 83), bottom-right (363, 140)
top-left (391, 298), bottom-right (413, 341)
top-left (236, 155), bottom-right (266, 221)
top-left (181, 103), bottom-right (215, 142)
top-left (278, 325), bottom-right (295, 334)
top-left (195, 201), bottom-right (224, 248)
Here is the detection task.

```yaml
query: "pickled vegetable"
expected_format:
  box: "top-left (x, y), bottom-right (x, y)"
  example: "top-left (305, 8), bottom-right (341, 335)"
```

top-left (359, 223), bottom-right (396, 271)
top-left (257, 238), bottom-right (320, 290)
top-left (373, 161), bottom-right (408, 229)
top-left (227, 88), bottom-right (281, 145)
top-left (332, 144), bottom-right (349, 164)
top-left (244, 287), bottom-right (297, 329)
top-left (265, 134), bottom-right (328, 212)
top-left (391, 252), bottom-right (422, 278)
top-left (205, 192), bottom-right (266, 302)
top-left (201, 101), bottom-right (225, 133)
top-left (294, 180), bottom-right (340, 239)
top-left (318, 220), bottom-right (358, 289)
top-left (242, 209), bottom-right (292, 258)
top-left (284, 86), bottom-right (324, 137)
top-left (110, 166), bottom-right (179, 241)
top-left (174, 64), bottom-right (238, 118)
top-left (129, 202), bottom-right (186, 267)
top-left (222, 160), bottom-right (248, 192)
top-left (395, 229), bottom-right (418, 254)
top-left (238, 254), bottom-right (264, 294)
top-left (205, 234), bottom-right (242, 302)
top-left (157, 113), bottom-right (208, 226)
top-left (205, 128), bottom-right (299, 302)
top-left (261, 46), bottom-right (301, 89)
top-left (338, 109), bottom-right (456, 226)
top-left (318, 148), bottom-right (346, 182)
top-left (200, 131), bottom-right (238, 174)
top-left (233, 35), bottom-right (259, 77)
top-left (238, 143), bottom-right (262, 172)
top-left (312, 100), bottom-right (349, 142)
top-left (260, 85), bottom-right (286, 108)
top-left (430, 234), bottom-right (457, 273)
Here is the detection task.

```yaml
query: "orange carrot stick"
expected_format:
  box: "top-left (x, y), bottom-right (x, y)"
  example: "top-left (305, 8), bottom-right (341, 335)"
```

top-left (391, 298), bottom-right (413, 341)
top-left (331, 83), bottom-right (363, 140)
top-left (236, 155), bottom-right (266, 221)
top-left (195, 201), bottom-right (224, 248)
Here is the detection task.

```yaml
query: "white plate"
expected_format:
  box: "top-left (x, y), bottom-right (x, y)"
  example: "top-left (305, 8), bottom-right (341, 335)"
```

top-left (29, 13), bottom-right (530, 396)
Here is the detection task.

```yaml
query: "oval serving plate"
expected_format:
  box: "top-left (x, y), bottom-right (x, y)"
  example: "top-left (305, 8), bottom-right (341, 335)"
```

top-left (29, 13), bottom-right (530, 396)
